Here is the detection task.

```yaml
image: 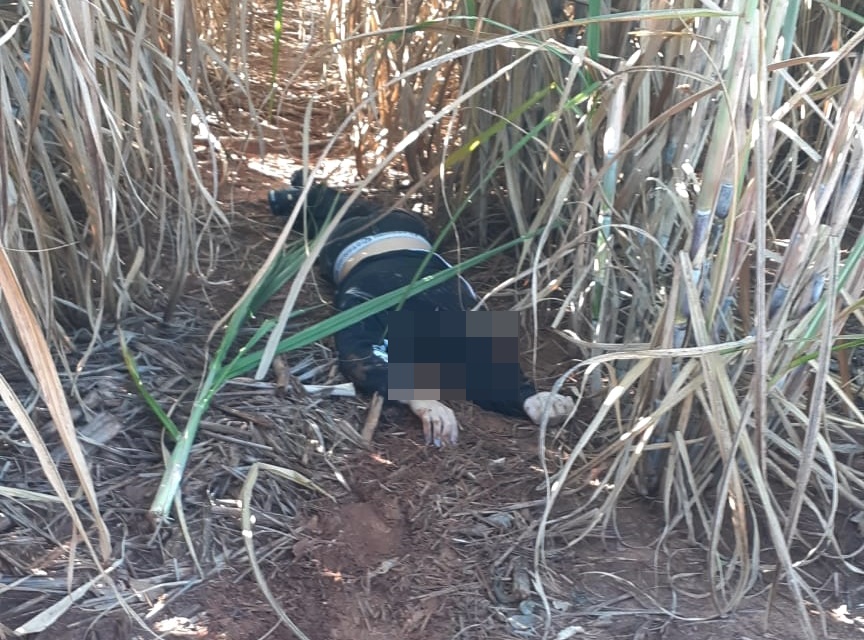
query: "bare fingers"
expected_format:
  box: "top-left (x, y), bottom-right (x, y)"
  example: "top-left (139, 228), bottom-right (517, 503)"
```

top-left (407, 399), bottom-right (459, 447)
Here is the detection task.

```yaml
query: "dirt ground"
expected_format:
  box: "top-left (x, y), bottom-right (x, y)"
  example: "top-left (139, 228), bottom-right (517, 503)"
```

top-left (9, 360), bottom-right (864, 640)
top-left (4, 2), bottom-right (864, 640)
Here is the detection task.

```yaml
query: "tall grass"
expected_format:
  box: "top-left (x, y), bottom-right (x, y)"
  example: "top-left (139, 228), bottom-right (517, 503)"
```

top-left (324, 0), bottom-right (463, 180)
top-left (4, 0), bottom-right (864, 635)
top-left (316, 0), bottom-right (864, 635)
top-left (0, 0), bottom-right (228, 612)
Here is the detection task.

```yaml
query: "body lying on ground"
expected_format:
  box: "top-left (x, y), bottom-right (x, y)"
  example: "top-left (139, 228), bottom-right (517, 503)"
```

top-left (268, 170), bottom-right (574, 446)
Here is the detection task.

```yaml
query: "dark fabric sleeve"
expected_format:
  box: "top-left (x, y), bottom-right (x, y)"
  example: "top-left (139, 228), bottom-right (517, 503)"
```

top-left (468, 368), bottom-right (536, 418)
top-left (333, 322), bottom-right (391, 399)
top-left (332, 283), bottom-right (393, 399)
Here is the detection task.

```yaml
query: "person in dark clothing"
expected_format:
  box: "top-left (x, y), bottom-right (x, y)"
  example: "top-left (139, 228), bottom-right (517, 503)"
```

top-left (269, 171), bottom-right (573, 446)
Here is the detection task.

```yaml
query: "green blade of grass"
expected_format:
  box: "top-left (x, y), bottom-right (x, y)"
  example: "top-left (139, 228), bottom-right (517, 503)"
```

top-left (119, 330), bottom-right (182, 441)
top-left (445, 82), bottom-right (557, 169)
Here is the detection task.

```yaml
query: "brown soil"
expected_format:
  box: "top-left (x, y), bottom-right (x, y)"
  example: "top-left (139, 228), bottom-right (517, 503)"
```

top-left (9, 395), bottom-right (862, 640)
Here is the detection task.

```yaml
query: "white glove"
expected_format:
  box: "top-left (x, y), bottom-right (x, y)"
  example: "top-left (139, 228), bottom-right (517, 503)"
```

top-left (523, 391), bottom-right (574, 425)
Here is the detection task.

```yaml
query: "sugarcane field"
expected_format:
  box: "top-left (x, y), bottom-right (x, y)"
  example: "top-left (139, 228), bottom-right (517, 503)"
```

top-left (3, 1), bottom-right (864, 639)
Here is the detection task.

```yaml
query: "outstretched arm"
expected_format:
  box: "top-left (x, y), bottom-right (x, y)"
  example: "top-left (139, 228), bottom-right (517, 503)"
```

top-left (470, 367), bottom-right (574, 425)
top-left (334, 319), bottom-right (459, 447)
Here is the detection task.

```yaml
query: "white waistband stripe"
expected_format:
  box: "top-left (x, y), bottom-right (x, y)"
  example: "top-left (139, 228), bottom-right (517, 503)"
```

top-left (333, 231), bottom-right (432, 283)
top-left (333, 232), bottom-right (479, 304)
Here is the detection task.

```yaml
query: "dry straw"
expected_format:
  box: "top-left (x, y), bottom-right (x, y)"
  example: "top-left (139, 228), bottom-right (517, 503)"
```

top-left (4, 0), bottom-right (864, 637)
top-left (1, 0), bottom-right (227, 630)
top-left (317, 1), bottom-right (864, 636)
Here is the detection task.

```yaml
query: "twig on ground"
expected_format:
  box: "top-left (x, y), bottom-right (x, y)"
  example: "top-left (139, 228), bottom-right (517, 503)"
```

top-left (302, 382), bottom-right (356, 396)
top-left (272, 354), bottom-right (290, 391)
top-left (361, 392), bottom-right (384, 445)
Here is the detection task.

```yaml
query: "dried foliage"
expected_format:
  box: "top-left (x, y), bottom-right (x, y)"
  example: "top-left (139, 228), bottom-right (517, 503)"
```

top-left (0, 0), bottom-right (228, 631)
top-left (0, 0), bottom-right (228, 342)
top-left (4, 0), bottom-right (864, 637)
top-left (325, 0), bottom-right (464, 180)
top-left (319, 0), bottom-right (864, 635)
